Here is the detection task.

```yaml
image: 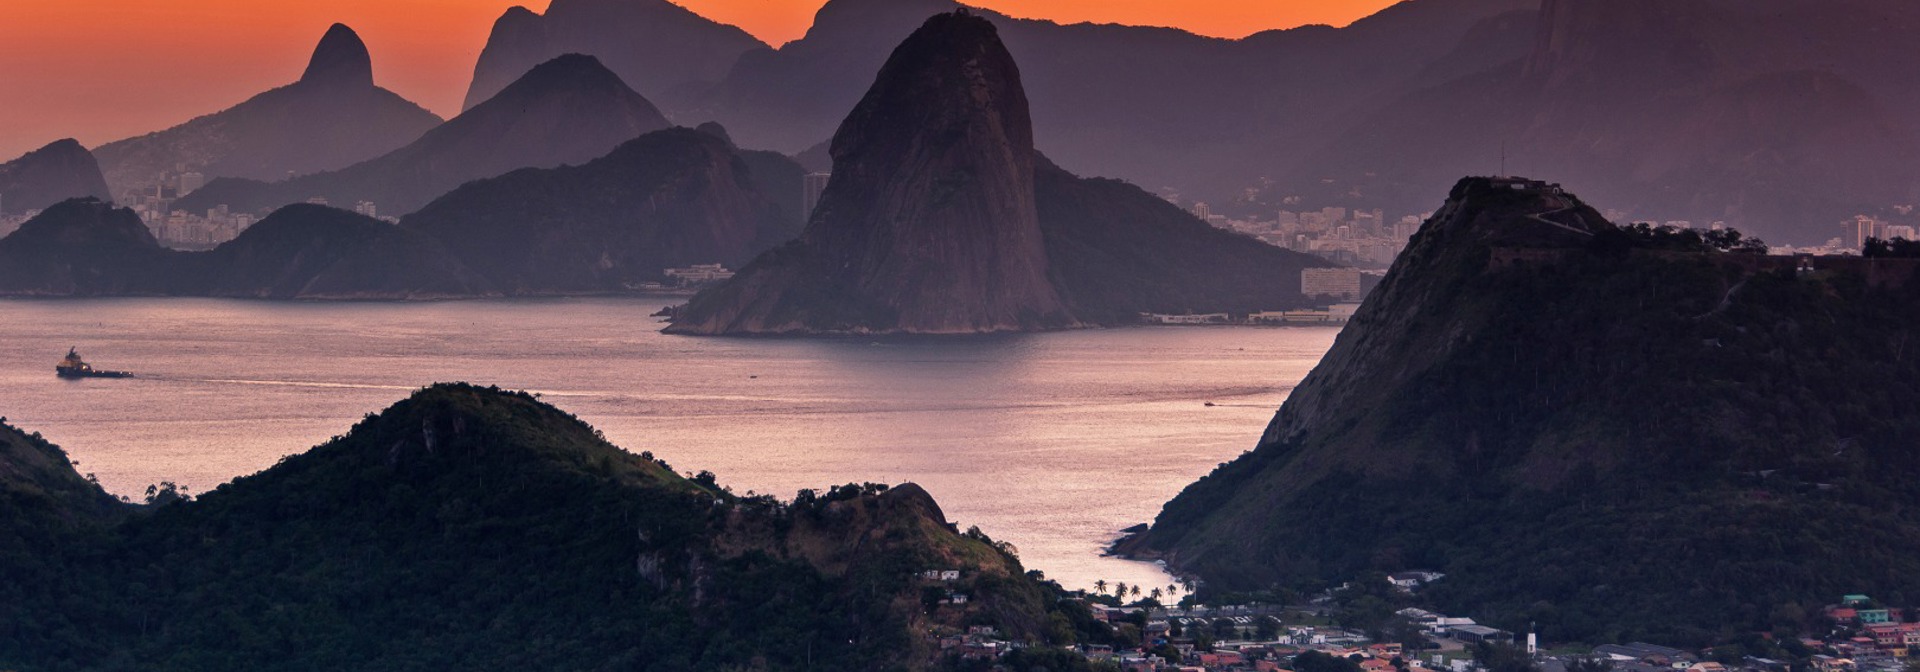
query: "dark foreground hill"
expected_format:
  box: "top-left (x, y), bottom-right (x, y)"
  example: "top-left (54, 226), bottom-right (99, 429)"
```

top-left (177, 54), bottom-right (671, 217)
top-left (0, 384), bottom-right (1104, 671)
top-left (0, 199), bottom-right (490, 299)
top-left (92, 24), bottom-right (443, 194)
top-left (1121, 177), bottom-right (1920, 645)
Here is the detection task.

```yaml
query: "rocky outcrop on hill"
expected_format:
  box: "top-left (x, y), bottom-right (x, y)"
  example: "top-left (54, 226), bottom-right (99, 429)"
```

top-left (1124, 176), bottom-right (1920, 644)
top-left (177, 54), bottom-right (670, 217)
top-left (92, 24), bottom-right (442, 194)
top-left (0, 140), bottom-right (111, 215)
top-left (668, 12), bottom-right (1330, 335)
top-left (667, 12), bottom-right (1072, 335)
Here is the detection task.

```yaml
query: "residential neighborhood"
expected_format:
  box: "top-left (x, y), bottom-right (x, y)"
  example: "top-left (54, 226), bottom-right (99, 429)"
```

top-left (938, 581), bottom-right (1920, 672)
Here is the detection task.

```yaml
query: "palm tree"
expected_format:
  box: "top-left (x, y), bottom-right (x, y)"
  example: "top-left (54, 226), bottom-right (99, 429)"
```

top-left (1094, 579), bottom-right (1108, 595)
top-left (1182, 578), bottom-right (1197, 595)
top-left (1168, 583), bottom-right (1180, 597)
top-left (1114, 582), bottom-right (1129, 602)
top-left (1130, 585), bottom-right (1142, 599)
top-left (1150, 588), bottom-right (1164, 602)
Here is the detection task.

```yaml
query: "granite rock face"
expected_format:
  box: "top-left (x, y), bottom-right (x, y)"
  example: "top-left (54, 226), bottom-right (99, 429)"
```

top-left (300, 23), bottom-right (377, 89)
top-left (667, 12), bottom-right (1072, 335)
top-left (1126, 177), bottom-right (1920, 641)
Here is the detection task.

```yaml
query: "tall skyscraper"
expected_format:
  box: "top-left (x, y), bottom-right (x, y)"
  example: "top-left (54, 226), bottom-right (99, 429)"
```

top-left (1854, 215), bottom-right (1887, 248)
top-left (802, 173), bottom-right (832, 220)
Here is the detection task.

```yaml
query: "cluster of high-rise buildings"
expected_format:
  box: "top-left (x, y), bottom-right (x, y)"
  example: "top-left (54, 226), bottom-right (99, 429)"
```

top-left (111, 167), bottom-right (401, 248)
top-left (118, 187), bottom-right (258, 249)
top-left (1848, 214), bottom-right (1918, 248)
top-left (109, 169), bottom-right (260, 248)
top-left (1191, 202), bottom-right (1421, 267)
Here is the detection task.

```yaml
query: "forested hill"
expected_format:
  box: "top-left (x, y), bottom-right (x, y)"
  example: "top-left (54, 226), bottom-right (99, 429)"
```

top-left (1123, 176), bottom-right (1920, 646)
top-left (0, 384), bottom-right (1104, 671)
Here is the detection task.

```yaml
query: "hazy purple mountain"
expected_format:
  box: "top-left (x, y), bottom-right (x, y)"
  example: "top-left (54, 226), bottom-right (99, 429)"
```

top-left (478, 0), bottom-right (1920, 244)
top-left (669, 12), bottom-right (1071, 335)
top-left (669, 12), bottom-right (1330, 336)
top-left (462, 0), bottom-right (768, 113)
top-left (91, 24), bottom-right (443, 196)
top-left (177, 54), bottom-right (671, 217)
top-left (401, 127), bottom-right (802, 294)
top-left (0, 139), bottom-right (111, 215)
top-left (458, 0), bottom-right (1530, 198)
top-left (1279, 0), bottom-right (1920, 244)
top-left (695, 0), bottom-right (1534, 190)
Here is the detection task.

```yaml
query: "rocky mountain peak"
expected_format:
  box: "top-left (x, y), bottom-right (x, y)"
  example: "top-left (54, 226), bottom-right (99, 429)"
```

top-left (667, 10), bottom-right (1072, 335)
top-left (300, 23), bottom-right (375, 89)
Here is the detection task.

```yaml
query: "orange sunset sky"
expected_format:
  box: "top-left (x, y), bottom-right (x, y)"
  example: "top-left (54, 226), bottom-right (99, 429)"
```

top-left (0, 0), bottom-right (1398, 161)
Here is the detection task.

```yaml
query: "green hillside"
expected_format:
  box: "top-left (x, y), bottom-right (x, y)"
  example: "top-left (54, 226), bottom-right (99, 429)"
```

top-left (0, 384), bottom-right (1098, 671)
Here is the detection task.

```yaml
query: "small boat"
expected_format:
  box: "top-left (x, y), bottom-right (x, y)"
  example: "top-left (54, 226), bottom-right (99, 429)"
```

top-left (56, 347), bottom-right (133, 379)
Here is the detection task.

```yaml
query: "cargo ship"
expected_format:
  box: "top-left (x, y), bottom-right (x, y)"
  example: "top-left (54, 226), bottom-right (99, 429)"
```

top-left (56, 348), bottom-right (133, 379)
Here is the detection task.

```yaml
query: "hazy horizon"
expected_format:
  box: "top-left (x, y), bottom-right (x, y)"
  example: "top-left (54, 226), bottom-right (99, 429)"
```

top-left (0, 0), bottom-right (1397, 160)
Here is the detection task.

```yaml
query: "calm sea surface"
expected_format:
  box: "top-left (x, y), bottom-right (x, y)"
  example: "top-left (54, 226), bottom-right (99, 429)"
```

top-left (0, 298), bottom-right (1335, 591)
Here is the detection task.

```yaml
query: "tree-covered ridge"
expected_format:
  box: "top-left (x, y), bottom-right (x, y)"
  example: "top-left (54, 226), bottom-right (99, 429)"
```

top-left (1129, 177), bottom-right (1920, 647)
top-left (0, 418), bottom-right (124, 550)
top-left (0, 384), bottom-right (1098, 671)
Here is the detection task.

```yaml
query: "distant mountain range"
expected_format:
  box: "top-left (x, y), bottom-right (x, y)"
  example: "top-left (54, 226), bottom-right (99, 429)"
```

top-left (463, 0), bottom-right (769, 113)
top-left (1120, 176), bottom-right (1920, 644)
top-left (0, 139), bottom-right (109, 215)
top-left (176, 54), bottom-right (671, 217)
top-left (0, 384), bottom-right (1103, 669)
top-left (7, 16), bottom-right (1330, 317)
top-left (91, 25), bottom-right (443, 196)
top-left (668, 11), bottom-right (1330, 336)
top-left (462, 0), bottom-right (1920, 244)
top-left (2, 125), bottom-right (814, 299)
top-left (1292, 0), bottom-right (1920, 245)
